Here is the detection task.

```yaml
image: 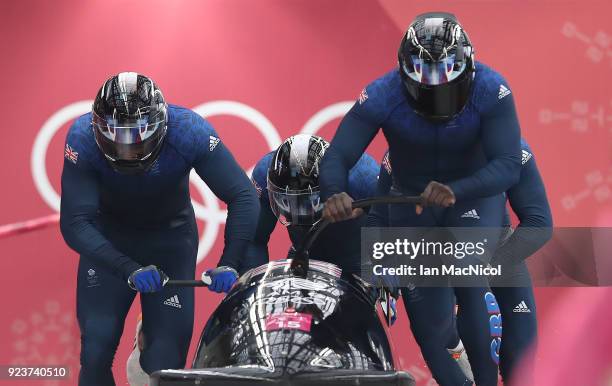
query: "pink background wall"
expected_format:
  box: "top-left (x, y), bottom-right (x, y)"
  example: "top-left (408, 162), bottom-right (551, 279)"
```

top-left (1, 1), bottom-right (610, 384)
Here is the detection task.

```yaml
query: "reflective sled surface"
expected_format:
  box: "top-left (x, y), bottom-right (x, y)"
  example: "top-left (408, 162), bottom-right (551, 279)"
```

top-left (151, 260), bottom-right (415, 385)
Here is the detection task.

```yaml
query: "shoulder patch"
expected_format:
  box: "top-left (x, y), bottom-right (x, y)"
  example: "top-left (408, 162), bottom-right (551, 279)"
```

top-left (209, 135), bottom-right (220, 151)
top-left (498, 84), bottom-right (511, 100)
top-left (64, 144), bottom-right (79, 164)
top-left (521, 149), bottom-right (532, 165)
top-left (358, 88), bottom-right (368, 104)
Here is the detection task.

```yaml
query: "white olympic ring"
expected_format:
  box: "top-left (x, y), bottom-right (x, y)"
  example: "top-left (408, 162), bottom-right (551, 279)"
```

top-left (31, 99), bottom-right (354, 264)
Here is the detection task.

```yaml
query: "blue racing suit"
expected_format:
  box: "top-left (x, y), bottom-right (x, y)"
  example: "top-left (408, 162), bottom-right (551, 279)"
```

top-left (370, 138), bottom-right (552, 385)
top-left (242, 151), bottom-right (379, 276)
top-left (321, 62), bottom-right (522, 386)
top-left (60, 105), bottom-right (259, 385)
top-left (490, 140), bottom-right (552, 384)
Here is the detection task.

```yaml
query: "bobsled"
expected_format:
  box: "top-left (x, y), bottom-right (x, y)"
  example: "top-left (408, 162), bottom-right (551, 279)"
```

top-left (151, 196), bottom-right (420, 386)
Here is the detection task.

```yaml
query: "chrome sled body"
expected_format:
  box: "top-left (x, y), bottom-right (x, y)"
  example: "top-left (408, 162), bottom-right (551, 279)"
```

top-left (151, 260), bottom-right (414, 386)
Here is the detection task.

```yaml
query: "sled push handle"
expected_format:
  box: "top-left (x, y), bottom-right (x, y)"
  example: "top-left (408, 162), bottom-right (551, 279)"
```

top-left (290, 195), bottom-right (423, 277)
top-left (165, 273), bottom-right (213, 287)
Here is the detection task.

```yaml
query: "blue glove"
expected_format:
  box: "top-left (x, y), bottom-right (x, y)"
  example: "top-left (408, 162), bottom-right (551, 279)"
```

top-left (128, 265), bottom-right (167, 293)
top-left (205, 266), bottom-right (238, 293)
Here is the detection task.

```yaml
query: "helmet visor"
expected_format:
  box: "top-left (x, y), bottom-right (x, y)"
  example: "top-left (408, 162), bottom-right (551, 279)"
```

top-left (92, 110), bottom-right (166, 163)
top-left (403, 54), bottom-right (467, 85)
top-left (267, 179), bottom-right (323, 226)
top-left (92, 111), bottom-right (165, 145)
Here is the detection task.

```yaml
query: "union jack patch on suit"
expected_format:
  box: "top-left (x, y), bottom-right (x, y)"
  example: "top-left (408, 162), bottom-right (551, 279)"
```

top-left (64, 144), bottom-right (78, 164)
top-left (358, 88), bottom-right (368, 104)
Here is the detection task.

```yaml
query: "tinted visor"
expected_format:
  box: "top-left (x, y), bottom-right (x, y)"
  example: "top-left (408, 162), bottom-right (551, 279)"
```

top-left (92, 111), bottom-right (164, 144)
top-left (403, 54), bottom-right (467, 85)
top-left (268, 178), bottom-right (323, 226)
top-left (92, 110), bottom-right (166, 162)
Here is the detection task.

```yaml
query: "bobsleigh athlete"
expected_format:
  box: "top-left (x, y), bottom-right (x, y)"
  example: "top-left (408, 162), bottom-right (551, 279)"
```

top-left (371, 142), bottom-right (553, 384)
top-left (126, 134), bottom-right (379, 385)
top-left (489, 140), bottom-right (552, 384)
top-left (242, 134), bottom-right (379, 276)
top-left (320, 13), bottom-right (522, 386)
top-left (60, 72), bottom-right (259, 386)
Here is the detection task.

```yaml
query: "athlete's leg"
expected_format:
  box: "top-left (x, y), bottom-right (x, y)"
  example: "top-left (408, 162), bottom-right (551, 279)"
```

top-left (390, 191), bottom-right (470, 386)
top-left (491, 262), bottom-right (537, 385)
top-left (77, 256), bottom-right (136, 386)
top-left (403, 287), bottom-right (472, 386)
top-left (445, 194), bottom-right (506, 386)
top-left (454, 288), bottom-right (501, 386)
top-left (139, 223), bottom-right (198, 374)
top-left (126, 314), bottom-right (148, 386)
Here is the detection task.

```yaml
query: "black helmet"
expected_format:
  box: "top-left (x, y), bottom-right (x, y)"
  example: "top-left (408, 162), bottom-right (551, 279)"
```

top-left (92, 72), bottom-right (168, 174)
top-left (398, 12), bottom-right (475, 122)
top-left (267, 134), bottom-right (329, 226)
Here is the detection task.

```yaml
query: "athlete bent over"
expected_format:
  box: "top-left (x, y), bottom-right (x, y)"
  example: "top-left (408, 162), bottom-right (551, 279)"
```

top-left (60, 73), bottom-right (259, 385)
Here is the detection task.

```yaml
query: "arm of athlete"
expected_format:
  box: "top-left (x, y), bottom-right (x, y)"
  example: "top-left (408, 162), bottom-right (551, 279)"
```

top-left (366, 152), bottom-right (393, 227)
top-left (240, 160), bottom-right (277, 274)
top-left (493, 148), bottom-right (553, 265)
top-left (60, 134), bottom-right (142, 281)
top-left (419, 92), bottom-right (523, 214)
top-left (445, 92), bottom-right (522, 203)
top-left (193, 133), bottom-right (260, 274)
top-left (320, 102), bottom-right (382, 223)
top-left (242, 205), bottom-right (276, 273)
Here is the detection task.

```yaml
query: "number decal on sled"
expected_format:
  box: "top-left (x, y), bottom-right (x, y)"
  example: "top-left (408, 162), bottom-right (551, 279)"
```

top-left (265, 311), bottom-right (313, 332)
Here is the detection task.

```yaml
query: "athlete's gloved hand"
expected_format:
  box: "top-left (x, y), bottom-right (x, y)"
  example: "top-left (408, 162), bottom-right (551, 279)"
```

top-left (128, 265), bottom-right (168, 293)
top-left (205, 266), bottom-right (238, 293)
top-left (322, 192), bottom-right (363, 223)
top-left (416, 181), bottom-right (456, 214)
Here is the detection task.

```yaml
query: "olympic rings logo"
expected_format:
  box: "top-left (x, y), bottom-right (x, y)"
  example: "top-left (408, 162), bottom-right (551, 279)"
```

top-left (31, 100), bottom-right (354, 263)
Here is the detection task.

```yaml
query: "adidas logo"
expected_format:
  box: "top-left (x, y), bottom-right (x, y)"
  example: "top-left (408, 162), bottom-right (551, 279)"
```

top-left (461, 209), bottom-right (480, 220)
top-left (209, 136), bottom-right (220, 151)
top-left (521, 149), bottom-right (532, 165)
top-left (498, 84), bottom-right (511, 100)
top-left (163, 295), bottom-right (182, 309)
top-left (513, 300), bottom-right (531, 313)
